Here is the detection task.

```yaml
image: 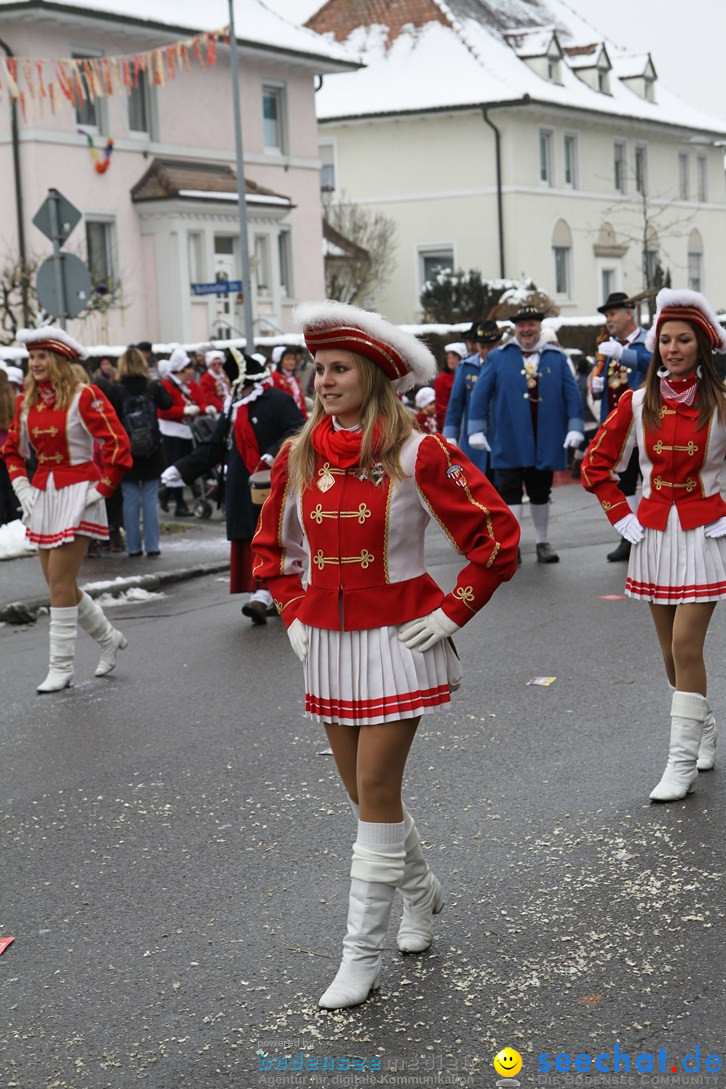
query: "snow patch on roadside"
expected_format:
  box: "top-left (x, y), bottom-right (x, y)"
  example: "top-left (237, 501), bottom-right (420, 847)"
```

top-left (0, 520), bottom-right (37, 560)
top-left (93, 587), bottom-right (166, 608)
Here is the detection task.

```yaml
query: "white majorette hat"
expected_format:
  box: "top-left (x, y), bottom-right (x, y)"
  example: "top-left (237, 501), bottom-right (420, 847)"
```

top-left (296, 300), bottom-right (437, 393)
top-left (205, 349), bottom-right (225, 367)
top-left (444, 341), bottom-right (467, 359)
top-left (646, 288), bottom-right (726, 354)
top-left (4, 365), bottom-right (24, 385)
top-left (414, 386), bottom-right (435, 410)
top-left (17, 326), bottom-right (87, 360)
top-left (168, 346), bottom-right (191, 373)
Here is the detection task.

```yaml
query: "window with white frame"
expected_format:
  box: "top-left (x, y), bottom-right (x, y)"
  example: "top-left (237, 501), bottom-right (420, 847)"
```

top-left (552, 218), bottom-right (573, 296)
top-left (418, 246), bottom-right (454, 291)
top-left (188, 232), bottom-right (204, 290)
top-left (539, 129), bottom-right (553, 186)
top-left (262, 84), bottom-right (285, 152)
top-left (635, 144), bottom-right (647, 195)
top-left (319, 143), bottom-right (336, 193)
top-left (254, 235), bottom-right (271, 292)
top-left (128, 67), bottom-right (152, 136)
top-left (644, 226), bottom-right (659, 289)
top-left (598, 68), bottom-right (610, 94)
top-left (564, 134), bottom-right (577, 188)
top-left (678, 152), bottom-right (689, 200)
top-left (614, 141), bottom-right (626, 194)
top-left (697, 155), bottom-right (707, 202)
top-left (688, 228), bottom-right (703, 292)
top-left (278, 230), bottom-right (292, 296)
top-left (85, 219), bottom-right (117, 292)
top-left (73, 51), bottom-right (104, 131)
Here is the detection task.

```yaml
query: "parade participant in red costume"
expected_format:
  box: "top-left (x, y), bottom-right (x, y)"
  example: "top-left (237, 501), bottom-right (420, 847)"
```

top-left (253, 301), bottom-right (519, 1010)
top-left (271, 344), bottom-right (308, 419)
top-left (1, 327), bottom-right (132, 691)
top-left (414, 386), bottom-right (437, 432)
top-left (157, 347), bottom-right (205, 517)
top-left (434, 341), bottom-right (465, 432)
top-left (583, 289), bottom-right (726, 802)
top-left (198, 349), bottom-right (230, 413)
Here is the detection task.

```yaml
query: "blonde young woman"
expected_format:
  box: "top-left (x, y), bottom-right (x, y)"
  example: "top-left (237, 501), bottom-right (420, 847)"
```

top-left (253, 302), bottom-right (520, 1009)
top-left (0, 328), bottom-right (132, 692)
top-left (583, 289), bottom-right (726, 801)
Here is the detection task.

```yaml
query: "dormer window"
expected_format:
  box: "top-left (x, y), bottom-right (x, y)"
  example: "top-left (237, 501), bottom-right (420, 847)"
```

top-left (614, 53), bottom-right (657, 102)
top-left (564, 43), bottom-right (612, 94)
top-left (504, 27), bottom-right (564, 85)
top-left (598, 67), bottom-right (610, 94)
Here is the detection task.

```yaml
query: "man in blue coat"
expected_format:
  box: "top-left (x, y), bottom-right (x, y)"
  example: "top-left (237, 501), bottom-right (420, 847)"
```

top-left (590, 291), bottom-right (651, 562)
top-left (468, 305), bottom-right (583, 563)
top-left (443, 319), bottom-right (503, 474)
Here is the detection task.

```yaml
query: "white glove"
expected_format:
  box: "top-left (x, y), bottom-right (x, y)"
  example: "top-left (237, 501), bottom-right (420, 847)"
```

top-left (468, 431), bottom-right (491, 452)
top-left (613, 513), bottom-right (644, 543)
top-left (11, 476), bottom-right (38, 521)
top-left (161, 465), bottom-right (184, 488)
top-left (591, 374), bottom-right (605, 395)
top-left (287, 618), bottom-right (308, 663)
top-left (204, 405), bottom-right (217, 416)
top-left (599, 338), bottom-right (623, 361)
top-left (84, 484), bottom-right (104, 508)
top-left (704, 516), bottom-right (726, 539)
top-left (443, 435), bottom-right (458, 447)
top-left (183, 404), bottom-right (201, 418)
top-left (398, 607), bottom-right (460, 652)
top-left (563, 430), bottom-right (585, 449)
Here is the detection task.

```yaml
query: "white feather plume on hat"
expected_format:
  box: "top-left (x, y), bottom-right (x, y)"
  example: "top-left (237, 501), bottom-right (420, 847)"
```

top-left (646, 288), bottom-right (726, 353)
top-left (296, 300), bottom-right (437, 392)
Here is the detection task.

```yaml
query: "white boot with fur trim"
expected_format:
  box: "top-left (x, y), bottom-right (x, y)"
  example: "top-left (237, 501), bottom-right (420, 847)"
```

top-left (77, 591), bottom-right (127, 676)
top-left (319, 821), bottom-right (405, 1010)
top-left (650, 691), bottom-right (707, 802)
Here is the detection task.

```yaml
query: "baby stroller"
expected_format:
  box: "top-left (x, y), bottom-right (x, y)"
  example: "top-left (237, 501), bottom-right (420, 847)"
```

top-left (189, 413), bottom-right (225, 518)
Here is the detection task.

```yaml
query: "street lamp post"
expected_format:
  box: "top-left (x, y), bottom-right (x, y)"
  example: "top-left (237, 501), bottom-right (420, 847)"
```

top-left (227, 0), bottom-right (256, 353)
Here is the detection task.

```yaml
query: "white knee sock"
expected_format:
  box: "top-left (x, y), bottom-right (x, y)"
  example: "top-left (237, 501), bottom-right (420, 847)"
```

top-left (508, 503), bottom-right (523, 526)
top-left (529, 502), bottom-right (550, 544)
top-left (351, 820), bottom-right (406, 884)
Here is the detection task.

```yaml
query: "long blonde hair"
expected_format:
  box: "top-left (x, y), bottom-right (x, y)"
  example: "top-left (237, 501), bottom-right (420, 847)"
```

top-left (23, 352), bottom-right (80, 411)
top-left (287, 351), bottom-right (414, 492)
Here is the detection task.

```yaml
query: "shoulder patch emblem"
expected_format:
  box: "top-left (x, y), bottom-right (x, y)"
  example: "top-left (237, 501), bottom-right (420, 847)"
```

top-left (446, 464), bottom-right (468, 489)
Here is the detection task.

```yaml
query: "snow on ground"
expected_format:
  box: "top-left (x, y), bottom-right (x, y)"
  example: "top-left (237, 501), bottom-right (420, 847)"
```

top-left (0, 520), bottom-right (37, 560)
top-left (92, 587), bottom-right (166, 607)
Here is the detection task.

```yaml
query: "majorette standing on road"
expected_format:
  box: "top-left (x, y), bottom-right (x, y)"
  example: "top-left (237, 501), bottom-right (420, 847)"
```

top-left (442, 319), bottom-right (503, 475)
top-left (162, 349), bottom-right (304, 624)
top-left (582, 289), bottom-right (726, 802)
top-left (0, 327), bottom-right (132, 692)
top-left (589, 291), bottom-right (652, 563)
top-left (468, 305), bottom-right (584, 564)
top-left (252, 301), bottom-right (519, 1010)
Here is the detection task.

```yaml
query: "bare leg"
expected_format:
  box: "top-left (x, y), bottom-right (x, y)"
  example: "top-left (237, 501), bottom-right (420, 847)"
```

top-left (39, 537), bottom-right (89, 607)
top-left (649, 604), bottom-right (677, 687)
top-left (671, 602), bottom-right (717, 695)
top-left (355, 718), bottom-right (420, 822)
top-left (324, 723), bottom-right (361, 805)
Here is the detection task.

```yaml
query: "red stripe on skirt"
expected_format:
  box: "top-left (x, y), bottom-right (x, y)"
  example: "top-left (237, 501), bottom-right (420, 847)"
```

top-left (626, 576), bottom-right (726, 600)
top-left (306, 682), bottom-right (451, 719)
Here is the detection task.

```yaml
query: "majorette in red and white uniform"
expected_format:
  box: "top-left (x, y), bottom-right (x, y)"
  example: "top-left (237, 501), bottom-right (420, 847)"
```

top-left (1, 331), bottom-right (131, 547)
top-left (158, 370), bottom-right (205, 439)
top-left (271, 345), bottom-right (308, 419)
top-left (198, 350), bottom-right (230, 413)
top-left (583, 291), bottom-right (726, 603)
top-left (253, 302), bottom-right (519, 725)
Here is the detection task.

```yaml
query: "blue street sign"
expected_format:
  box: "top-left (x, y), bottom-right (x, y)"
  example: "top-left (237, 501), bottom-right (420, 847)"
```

top-left (192, 280), bottom-right (243, 296)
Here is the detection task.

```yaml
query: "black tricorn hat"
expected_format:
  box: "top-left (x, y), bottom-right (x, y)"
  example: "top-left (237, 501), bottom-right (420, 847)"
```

top-left (512, 305), bottom-right (545, 324)
top-left (473, 319), bottom-right (504, 344)
top-left (466, 319), bottom-right (487, 340)
top-left (597, 291), bottom-right (634, 315)
top-left (224, 347), bottom-right (271, 387)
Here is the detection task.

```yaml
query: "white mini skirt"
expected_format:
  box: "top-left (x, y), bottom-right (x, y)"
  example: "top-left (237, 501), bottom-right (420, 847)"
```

top-left (626, 506), bottom-right (726, 603)
top-left (303, 623), bottom-right (463, 726)
top-left (26, 476), bottom-right (109, 548)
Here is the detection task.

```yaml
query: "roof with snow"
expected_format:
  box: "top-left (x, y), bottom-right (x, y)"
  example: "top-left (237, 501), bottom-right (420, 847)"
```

top-left (130, 159), bottom-right (293, 209)
top-left (306, 0), bottom-right (726, 134)
top-left (0, 0), bottom-right (360, 70)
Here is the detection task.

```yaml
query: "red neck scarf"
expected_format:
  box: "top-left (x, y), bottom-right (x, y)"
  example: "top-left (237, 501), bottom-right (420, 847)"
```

top-left (311, 415), bottom-right (384, 469)
top-left (37, 381), bottom-right (57, 408)
top-left (660, 372), bottom-right (699, 407)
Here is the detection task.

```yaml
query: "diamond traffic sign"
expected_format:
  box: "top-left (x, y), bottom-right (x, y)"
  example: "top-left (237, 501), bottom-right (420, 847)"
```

top-left (32, 189), bottom-right (82, 245)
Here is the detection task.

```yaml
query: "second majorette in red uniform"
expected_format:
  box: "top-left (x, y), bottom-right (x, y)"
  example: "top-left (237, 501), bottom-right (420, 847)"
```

top-left (252, 300), bottom-right (519, 1012)
top-left (582, 288), bottom-right (726, 804)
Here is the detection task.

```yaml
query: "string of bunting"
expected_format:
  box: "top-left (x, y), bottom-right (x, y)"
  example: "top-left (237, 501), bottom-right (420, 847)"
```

top-left (0, 25), bottom-right (229, 122)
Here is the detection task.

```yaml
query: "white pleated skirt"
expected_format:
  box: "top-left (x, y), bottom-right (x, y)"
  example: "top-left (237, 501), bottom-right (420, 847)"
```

top-left (26, 476), bottom-right (108, 548)
top-left (303, 624), bottom-right (463, 726)
top-left (625, 506), bottom-right (726, 603)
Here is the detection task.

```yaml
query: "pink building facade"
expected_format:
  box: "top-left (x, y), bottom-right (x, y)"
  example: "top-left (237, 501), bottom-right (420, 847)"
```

top-left (0, 1), bottom-right (356, 347)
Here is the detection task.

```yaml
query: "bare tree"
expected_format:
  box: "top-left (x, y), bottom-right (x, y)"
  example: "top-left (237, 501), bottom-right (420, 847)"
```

top-left (323, 193), bottom-right (397, 307)
top-left (0, 248), bottom-right (125, 345)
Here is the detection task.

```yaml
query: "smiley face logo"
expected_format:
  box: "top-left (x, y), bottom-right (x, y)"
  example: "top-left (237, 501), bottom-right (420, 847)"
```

top-left (493, 1048), bottom-right (523, 1078)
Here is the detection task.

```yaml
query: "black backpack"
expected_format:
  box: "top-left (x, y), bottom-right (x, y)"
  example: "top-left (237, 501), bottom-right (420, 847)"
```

top-left (122, 392), bottom-right (161, 459)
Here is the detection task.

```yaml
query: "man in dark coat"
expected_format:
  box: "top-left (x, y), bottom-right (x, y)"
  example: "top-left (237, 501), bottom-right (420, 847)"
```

top-left (162, 349), bottom-right (304, 623)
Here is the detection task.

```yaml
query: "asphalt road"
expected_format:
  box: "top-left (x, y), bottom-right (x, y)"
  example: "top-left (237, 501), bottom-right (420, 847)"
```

top-left (2, 484), bottom-right (725, 1089)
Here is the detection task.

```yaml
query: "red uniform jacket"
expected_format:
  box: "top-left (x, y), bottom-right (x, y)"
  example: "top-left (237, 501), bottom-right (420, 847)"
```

top-left (199, 370), bottom-right (228, 413)
top-left (434, 370), bottom-right (455, 432)
top-left (272, 371), bottom-right (308, 419)
top-left (582, 387), bottom-right (726, 530)
top-left (1, 385), bottom-right (132, 496)
top-left (252, 431), bottom-right (520, 631)
top-left (158, 378), bottom-right (204, 423)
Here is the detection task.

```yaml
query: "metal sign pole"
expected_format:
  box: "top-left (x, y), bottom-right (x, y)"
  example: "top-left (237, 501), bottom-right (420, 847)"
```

top-left (47, 189), bottom-right (68, 330)
top-left (228, 0), bottom-right (256, 354)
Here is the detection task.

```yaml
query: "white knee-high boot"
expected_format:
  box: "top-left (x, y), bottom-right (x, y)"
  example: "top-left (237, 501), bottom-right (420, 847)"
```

top-left (698, 700), bottom-right (717, 771)
top-left (396, 807), bottom-right (443, 953)
top-left (319, 820), bottom-right (405, 1010)
top-left (77, 591), bottom-right (127, 676)
top-left (37, 606), bottom-right (77, 693)
top-left (650, 691), bottom-right (707, 801)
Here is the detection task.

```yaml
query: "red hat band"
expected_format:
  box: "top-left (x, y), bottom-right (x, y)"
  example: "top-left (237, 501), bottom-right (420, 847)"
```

top-left (304, 324), bottom-right (408, 381)
top-left (656, 306), bottom-right (721, 350)
top-left (30, 338), bottom-right (79, 360)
